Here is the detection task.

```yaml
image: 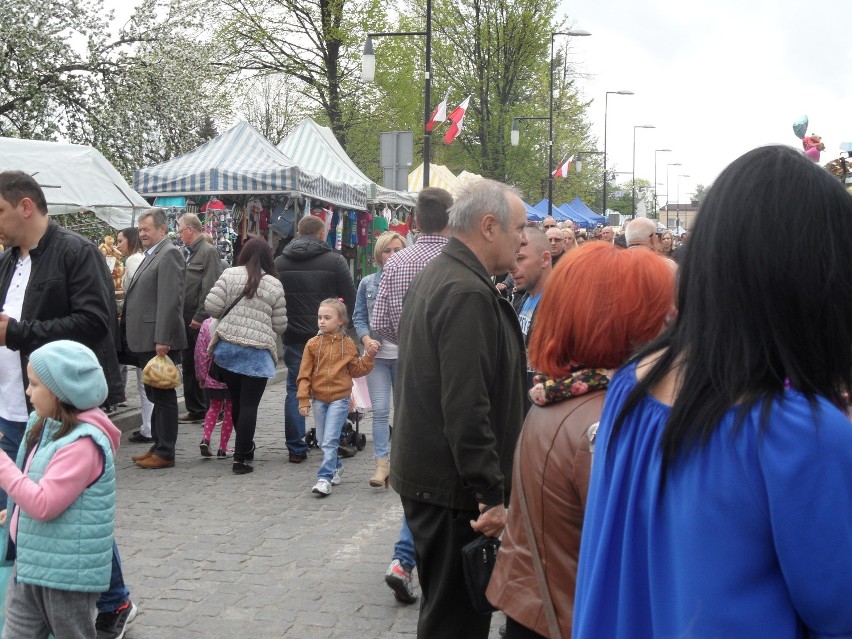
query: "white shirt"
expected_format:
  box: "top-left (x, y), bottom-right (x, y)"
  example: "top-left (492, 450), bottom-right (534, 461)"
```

top-left (0, 255), bottom-right (33, 421)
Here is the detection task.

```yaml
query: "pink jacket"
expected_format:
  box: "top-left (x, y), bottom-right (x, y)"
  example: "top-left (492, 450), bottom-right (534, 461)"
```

top-left (0, 408), bottom-right (121, 541)
top-left (195, 318), bottom-right (227, 390)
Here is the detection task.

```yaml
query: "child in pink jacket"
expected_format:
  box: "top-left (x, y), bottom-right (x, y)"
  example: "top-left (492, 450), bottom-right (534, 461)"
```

top-left (195, 318), bottom-right (234, 458)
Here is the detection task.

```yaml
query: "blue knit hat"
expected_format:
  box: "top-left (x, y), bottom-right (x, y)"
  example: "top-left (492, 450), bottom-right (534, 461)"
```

top-left (29, 340), bottom-right (108, 410)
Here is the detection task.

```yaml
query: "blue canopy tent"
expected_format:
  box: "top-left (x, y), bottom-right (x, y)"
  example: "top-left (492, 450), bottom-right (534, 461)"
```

top-left (134, 122), bottom-right (368, 210)
top-left (559, 203), bottom-right (596, 229)
top-left (524, 201), bottom-right (544, 221)
top-left (568, 196), bottom-right (606, 224)
top-left (532, 198), bottom-right (572, 222)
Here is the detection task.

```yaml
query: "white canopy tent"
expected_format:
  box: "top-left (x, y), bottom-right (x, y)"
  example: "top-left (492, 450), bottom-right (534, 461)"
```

top-left (0, 137), bottom-right (148, 229)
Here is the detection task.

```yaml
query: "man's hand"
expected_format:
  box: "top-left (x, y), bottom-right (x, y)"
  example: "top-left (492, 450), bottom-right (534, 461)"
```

top-left (155, 343), bottom-right (171, 357)
top-left (470, 503), bottom-right (507, 538)
top-left (299, 406), bottom-right (311, 417)
top-left (0, 313), bottom-right (9, 346)
top-left (189, 319), bottom-right (201, 330)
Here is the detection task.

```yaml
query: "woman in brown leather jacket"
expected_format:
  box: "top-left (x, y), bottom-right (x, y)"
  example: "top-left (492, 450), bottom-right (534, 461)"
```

top-left (487, 241), bottom-right (675, 639)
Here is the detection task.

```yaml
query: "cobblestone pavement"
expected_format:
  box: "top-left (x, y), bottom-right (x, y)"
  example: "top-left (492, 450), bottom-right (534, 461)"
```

top-left (113, 373), bottom-right (504, 638)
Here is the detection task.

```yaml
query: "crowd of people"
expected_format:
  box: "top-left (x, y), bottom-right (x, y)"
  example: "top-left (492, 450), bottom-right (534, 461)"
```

top-left (0, 141), bottom-right (851, 639)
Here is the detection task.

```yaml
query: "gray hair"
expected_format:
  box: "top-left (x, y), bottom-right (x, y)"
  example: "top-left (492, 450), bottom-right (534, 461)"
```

top-left (624, 217), bottom-right (656, 245)
top-left (179, 212), bottom-right (202, 232)
top-left (448, 179), bottom-right (522, 235)
top-left (139, 207), bottom-right (167, 230)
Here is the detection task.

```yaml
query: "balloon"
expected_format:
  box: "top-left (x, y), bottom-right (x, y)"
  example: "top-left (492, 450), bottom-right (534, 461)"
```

top-left (793, 115), bottom-right (808, 139)
top-left (804, 146), bottom-right (821, 162)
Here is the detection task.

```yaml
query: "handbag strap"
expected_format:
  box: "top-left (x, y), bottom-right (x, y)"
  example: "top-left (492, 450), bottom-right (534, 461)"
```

top-left (516, 431), bottom-right (562, 639)
top-left (220, 292), bottom-right (245, 321)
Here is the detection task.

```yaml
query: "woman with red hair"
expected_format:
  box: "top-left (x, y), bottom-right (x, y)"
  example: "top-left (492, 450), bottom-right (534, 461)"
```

top-left (487, 241), bottom-right (674, 639)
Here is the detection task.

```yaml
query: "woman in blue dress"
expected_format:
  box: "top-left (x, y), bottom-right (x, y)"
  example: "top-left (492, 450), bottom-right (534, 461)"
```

top-left (574, 145), bottom-right (852, 638)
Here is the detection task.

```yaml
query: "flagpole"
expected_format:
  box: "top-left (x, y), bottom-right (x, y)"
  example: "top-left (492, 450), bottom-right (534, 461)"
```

top-left (423, 0), bottom-right (431, 190)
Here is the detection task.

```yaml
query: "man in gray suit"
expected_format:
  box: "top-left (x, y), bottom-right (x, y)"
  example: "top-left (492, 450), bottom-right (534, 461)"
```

top-left (177, 213), bottom-right (222, 423)
top-left (123, 208), bottom-right (187, 469)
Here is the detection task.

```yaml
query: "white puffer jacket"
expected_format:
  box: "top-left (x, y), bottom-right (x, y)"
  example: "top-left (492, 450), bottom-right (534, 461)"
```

top-left (204, 266), bottom-right (288, 362)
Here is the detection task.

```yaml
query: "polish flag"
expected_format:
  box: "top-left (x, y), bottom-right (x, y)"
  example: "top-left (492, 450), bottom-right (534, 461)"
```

top-left (426, 90), bottom-right (450, 133)
top-left (552, 155), bottom-right (574, 178)
top-left (444, 95), bottom-right (471, 144)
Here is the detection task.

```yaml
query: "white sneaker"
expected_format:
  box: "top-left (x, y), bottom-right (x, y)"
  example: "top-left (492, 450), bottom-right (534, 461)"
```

top-left (311, 478), bottom-right (332, 496)
top-left (331, 467), bottom-right (344, 486)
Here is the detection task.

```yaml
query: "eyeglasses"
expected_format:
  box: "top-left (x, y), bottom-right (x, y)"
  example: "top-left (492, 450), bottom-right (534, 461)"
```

top-left (543, 225), bottom-right (556, 229)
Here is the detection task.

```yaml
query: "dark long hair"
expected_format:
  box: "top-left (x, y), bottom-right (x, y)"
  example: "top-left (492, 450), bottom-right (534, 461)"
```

top-left (613, 145), bottom-right (852, 475)
top-left (236, 237), bottom-right (277, 298)
top-left (119, 227), bottom-right (143, 255)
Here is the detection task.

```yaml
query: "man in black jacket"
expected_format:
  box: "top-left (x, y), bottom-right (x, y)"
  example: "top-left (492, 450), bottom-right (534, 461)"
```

top-left (274, 214), bottom-right (356, 463)
top-left (391, 179), bottom-right (528, 638)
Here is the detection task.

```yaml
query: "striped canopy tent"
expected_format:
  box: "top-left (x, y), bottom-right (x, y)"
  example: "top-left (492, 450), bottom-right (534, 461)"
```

top-left (408, 163), bottom-right (464, 198)
top-left (134, 122), bottom-right (368, 210)
top-left (567, 196), bottom-right (606, 223)
top-left (277, 118), bottom-right (415, 207)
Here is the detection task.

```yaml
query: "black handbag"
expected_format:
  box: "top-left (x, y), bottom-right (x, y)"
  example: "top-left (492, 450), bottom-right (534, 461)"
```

top-left (460, 534), bottom-right (501, 614)
top-left (208, 292), bottom-right (245, 382)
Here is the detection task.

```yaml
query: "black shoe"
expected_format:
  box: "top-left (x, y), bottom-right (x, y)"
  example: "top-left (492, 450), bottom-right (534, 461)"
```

top-left (288, 451), bottom-right (308, 464)
top-left (178, 412), bottom-right (205, 423)
top-left (338, 444), bottom-right (357, 458)
top-left (200, 439), bottom-right (212, 457)
top-left (233, 461), bottom-right (254, 474)
top-left (217, 449), bottom-right (228, 459)
top-left (95, 600), bottom-right (137, 639)
top-left (128, 432), bottom-right (154, 444)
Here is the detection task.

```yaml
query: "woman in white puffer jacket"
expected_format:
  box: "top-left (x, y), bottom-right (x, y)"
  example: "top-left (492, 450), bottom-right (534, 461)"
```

top-left (205, 237), bottom-right (287, 474)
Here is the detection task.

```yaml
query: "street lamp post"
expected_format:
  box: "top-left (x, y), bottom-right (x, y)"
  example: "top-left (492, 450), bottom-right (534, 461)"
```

top-left (602, 90), bottom-right (633, 216)
top-left (631, 124), bottom-right (655, 217)
top-left (676, 173), bottom-right (690, 230)
top-left (511, 116), bottom-right (549, 198)
top-left (665, 162), bottom-right (681, 226)
top-left (548, 29), bottom-right (591, 218)
top-left (653, 148), bottom-right (671, 217)
top-left (361, 0), bottom-right (432, 189)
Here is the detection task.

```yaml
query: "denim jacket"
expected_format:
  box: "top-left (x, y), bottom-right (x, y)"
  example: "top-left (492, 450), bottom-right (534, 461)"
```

top-left (353, 271), bottom-right (381, 341)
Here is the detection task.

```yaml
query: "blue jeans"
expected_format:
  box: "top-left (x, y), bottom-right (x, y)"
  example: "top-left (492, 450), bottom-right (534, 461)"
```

top-left (0, 416), bottom-right (27, 510)
top-left (393, 514), bottom-right (416, 570)
top-left (366, 358), bottom-right (396, 459)
top-left (96, 540), bottom-right (130, 613)
top-left (284, 343), bottom-right (308, 455)
top-left (313, 397), bottom-right (349, 481)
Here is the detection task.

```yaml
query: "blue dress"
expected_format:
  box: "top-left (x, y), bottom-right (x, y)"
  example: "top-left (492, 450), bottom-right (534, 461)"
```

top-left (574, 362), bottom-right (852, 638)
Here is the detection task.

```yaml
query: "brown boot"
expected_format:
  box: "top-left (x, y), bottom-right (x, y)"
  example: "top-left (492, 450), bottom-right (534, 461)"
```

top-left (369, 457), bottom-right (390, 488)
top-left (131, 450), bottom-right (154, 462)
top-left (135, 454), bottom-right (175, 469)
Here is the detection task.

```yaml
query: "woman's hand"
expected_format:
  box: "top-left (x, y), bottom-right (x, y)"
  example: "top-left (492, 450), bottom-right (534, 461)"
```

top-left (299, 406), bottom-right (310, 417)
top-left (0, 509), bottom-right (7, 528)
top-left (362, 335), bottom-right (381, 357)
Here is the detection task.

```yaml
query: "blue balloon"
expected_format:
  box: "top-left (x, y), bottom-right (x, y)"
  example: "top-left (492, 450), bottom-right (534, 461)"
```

top-left (793, 115), bottom-right (808, 139)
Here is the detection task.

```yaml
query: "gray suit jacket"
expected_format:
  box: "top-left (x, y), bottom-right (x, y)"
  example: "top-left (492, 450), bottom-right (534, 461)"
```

top-left (124, 239), bottom-right (188, 353)
top-left (183, 237), bottom-right (223, 324)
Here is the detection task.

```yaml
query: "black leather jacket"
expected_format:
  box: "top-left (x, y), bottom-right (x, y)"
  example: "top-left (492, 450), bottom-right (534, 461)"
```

top-left (0, 221), bottom-right (123, 404)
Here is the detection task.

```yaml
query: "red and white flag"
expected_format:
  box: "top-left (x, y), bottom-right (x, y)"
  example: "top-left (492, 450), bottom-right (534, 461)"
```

top-left (552, 155), bottom-right (574, 178)
top-left (426, 90), bottom-right (450, 133)
top-left (444, 95), bottom-right (471, 145)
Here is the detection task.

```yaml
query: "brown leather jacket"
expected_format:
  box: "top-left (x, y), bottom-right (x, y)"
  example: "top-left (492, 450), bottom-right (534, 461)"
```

top-left (486, 391), bottom-right (606, 638)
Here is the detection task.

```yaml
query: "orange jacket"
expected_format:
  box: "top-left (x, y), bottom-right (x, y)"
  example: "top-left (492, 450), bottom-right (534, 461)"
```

top-left (296, 331), bottom-right (374, 408)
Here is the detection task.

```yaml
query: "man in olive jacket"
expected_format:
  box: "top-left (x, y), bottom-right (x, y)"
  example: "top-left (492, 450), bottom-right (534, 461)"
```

top-left (390, 179), bottom-right (528, 638)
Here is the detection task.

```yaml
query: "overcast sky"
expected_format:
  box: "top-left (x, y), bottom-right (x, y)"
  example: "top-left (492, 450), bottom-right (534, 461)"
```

top-left (566, 0), bottom-right (852, 203)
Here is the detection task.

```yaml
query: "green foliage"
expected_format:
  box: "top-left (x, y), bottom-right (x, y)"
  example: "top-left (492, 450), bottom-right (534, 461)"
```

top-left (0, 0), bottom-right (230, 180)
top-left (692, 183), bottom-right (710, 205)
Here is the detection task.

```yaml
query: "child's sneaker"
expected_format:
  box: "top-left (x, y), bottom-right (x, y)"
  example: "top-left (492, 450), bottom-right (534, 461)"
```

top-left (199, 439), bottom-right (212, 457)
top-left (311, 478), bottom-right (332, 496)
top-left (216, 448), bottom-right (228, 459)
top-left (331, 467), bottom-right (344, 486)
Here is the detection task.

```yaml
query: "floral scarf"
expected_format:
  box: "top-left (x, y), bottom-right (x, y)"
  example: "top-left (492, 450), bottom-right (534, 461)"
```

top-left (528, 366), bottom-right (613, 407)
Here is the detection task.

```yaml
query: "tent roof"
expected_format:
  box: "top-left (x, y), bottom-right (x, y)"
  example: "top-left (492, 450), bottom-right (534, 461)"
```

top-left (408, 163), bottom-right (464, 197)
top-left (456, 170), bottom-right (484, 189)
top-left (0, 137), bottom-right (148, 229)
top-left (277, 118), bottom-right (415, 207)
top-left (133, 122), bottom-right (368, 209)
top-left (524, 201), bottom-right (544, 221)
top-left (567, 196), bottom-right (605, 223)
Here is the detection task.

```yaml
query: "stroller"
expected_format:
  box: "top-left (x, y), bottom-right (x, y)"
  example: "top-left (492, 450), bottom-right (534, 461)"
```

top-left (304, 396), bottom-right (367, 457)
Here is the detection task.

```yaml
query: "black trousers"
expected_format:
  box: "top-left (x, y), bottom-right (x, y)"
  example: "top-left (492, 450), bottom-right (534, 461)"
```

top-left (219, 368), bottom-right (267, 462)
top-left (401, 497), bottom-right (492, 639)
top-left (182, 325), bottom-right (207, 415)
top-left (138, 350), bottom-right (181, 461)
